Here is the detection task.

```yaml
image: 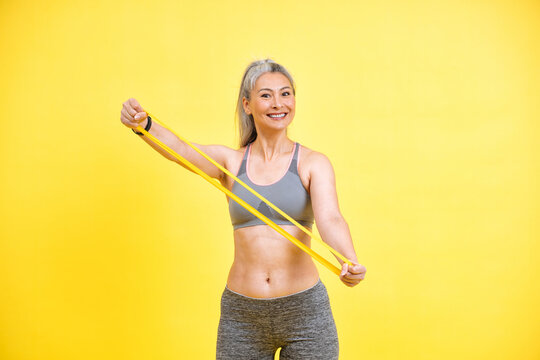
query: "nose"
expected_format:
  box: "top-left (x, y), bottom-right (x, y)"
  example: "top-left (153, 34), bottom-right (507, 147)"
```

top-left (271, 95), bottom-right (283, 109)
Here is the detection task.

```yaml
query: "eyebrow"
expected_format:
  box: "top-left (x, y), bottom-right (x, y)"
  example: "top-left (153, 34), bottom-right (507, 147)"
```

top-left (258, 86), bottom-right (292, 93)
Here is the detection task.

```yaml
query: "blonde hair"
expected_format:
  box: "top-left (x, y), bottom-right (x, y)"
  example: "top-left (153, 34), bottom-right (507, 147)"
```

top-left (235, 59), bottom-right (296, 147)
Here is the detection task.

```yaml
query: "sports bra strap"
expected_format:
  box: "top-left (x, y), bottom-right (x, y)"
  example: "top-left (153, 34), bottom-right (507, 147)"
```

top-left (288, 142), bottom-right (300, 176)
top-left (235, 143), bottom-right (250, 176)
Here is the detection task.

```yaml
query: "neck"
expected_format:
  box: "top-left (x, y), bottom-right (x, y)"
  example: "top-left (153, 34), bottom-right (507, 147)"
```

top-left (251, 133), bottom-right (294, 162)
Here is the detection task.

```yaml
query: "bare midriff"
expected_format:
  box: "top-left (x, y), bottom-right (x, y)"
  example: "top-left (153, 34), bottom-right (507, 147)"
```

top-left (226, 223), bottom-right (320, 298)
top-left (222, 144), bottom-right (319, 298)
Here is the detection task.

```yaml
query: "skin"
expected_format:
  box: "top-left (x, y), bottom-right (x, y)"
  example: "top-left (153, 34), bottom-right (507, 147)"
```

top-left (120, 72), bottom-right (367, 298)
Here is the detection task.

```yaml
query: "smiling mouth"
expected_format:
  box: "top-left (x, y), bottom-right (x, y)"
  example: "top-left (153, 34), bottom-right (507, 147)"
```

top-left (267, 112), bottom-right (287, 119)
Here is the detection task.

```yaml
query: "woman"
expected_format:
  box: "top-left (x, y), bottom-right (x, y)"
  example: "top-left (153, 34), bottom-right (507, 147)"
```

top-left (120, 59), bottom-right (366, 359)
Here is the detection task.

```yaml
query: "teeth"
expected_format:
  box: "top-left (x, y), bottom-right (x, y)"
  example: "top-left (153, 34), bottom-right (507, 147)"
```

top-left (268, 113), bottom-right (286, 118)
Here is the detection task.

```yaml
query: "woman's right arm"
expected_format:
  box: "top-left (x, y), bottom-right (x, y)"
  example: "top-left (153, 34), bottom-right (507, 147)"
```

top-left (120, 98), bottom-right (232, 181)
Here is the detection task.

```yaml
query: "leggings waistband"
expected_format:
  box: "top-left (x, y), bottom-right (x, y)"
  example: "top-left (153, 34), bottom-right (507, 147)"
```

top-left (223, 278), bottom-right (323, 302)
top-left (219, 277), bottom-right (332, 324)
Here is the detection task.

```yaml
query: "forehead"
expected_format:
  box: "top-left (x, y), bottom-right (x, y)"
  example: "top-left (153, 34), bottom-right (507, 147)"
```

top-left (254, 72), bottom-right (292, 90)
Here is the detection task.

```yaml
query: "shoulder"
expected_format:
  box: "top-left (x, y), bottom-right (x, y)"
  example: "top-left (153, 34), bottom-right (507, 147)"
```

top-left (298, 144), bottom-right (334, 174)
top-left (215, 144), bottom-right (247, 169)
top-left (297, 144), bottom-right (336, 192)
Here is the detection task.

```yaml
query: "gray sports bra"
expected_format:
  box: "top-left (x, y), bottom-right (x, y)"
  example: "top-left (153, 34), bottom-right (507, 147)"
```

top-left (228, 142), bottom-right (315, 230)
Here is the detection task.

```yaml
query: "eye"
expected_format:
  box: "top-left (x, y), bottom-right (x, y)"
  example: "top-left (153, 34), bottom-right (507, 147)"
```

top-left (261, 93), bottom-right (270, 98)
top-left (282, 91), bottom-right (291, 96)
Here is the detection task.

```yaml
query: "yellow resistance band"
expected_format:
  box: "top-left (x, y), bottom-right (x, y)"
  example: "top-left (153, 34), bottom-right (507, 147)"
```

top-left (136, 111), bottom-right (354, 276)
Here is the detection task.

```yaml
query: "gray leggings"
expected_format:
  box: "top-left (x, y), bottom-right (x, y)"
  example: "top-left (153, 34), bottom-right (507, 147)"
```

top-left (216, 278), bottom-right (339, 359)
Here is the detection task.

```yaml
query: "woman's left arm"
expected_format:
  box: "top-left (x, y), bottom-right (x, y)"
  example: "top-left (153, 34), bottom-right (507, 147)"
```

top-left (308, 152), bottom-right (366, 287)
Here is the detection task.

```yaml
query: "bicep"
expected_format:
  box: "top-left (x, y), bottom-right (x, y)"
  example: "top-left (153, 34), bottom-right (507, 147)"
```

top-left (309, 153), bottom-right (343, 224)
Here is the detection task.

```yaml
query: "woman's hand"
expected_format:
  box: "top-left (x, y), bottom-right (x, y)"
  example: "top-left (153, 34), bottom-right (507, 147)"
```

top-left (120, 98), bottom-right (148, 130)
top-left (339, 261), bottom-right (366, 287)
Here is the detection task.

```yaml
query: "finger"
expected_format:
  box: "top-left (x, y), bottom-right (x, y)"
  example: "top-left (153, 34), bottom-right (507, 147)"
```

top-left (134, 111), bottom-right (147, 121)
top-left (345, 275), bottom-right (363, 285)
top-left (129, 98), bottom-right (144, 113)
top-left (121, 108), bottom-right (134, 122)
top-left (342, 271), bottom-right (362, 280)
top-left (124, 100), bottom-right (138, 117)
top-left (349, 265), bottom-right (364, 275)
top-left (344, 273), bottom-right (364, 281)
top-left (340, 263), bottom-right (348, 278)
top-left (121, 110), bottom-right (137, 127)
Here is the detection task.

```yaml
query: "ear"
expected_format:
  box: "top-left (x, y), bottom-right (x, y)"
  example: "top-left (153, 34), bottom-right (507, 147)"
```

top-left (242, 96), bottom-right (251, 115)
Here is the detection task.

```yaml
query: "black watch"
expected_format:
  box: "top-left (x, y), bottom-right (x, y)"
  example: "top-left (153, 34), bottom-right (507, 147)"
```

top-left (132, 115), bottom-right (152, 135)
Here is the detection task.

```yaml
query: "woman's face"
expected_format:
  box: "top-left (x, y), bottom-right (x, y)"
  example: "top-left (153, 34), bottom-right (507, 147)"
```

top-left (243, 72), bottom-right (295, 133)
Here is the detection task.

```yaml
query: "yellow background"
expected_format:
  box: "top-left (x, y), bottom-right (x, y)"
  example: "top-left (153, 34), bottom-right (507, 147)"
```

top-left (1, 0), bottom-right (538, 359)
